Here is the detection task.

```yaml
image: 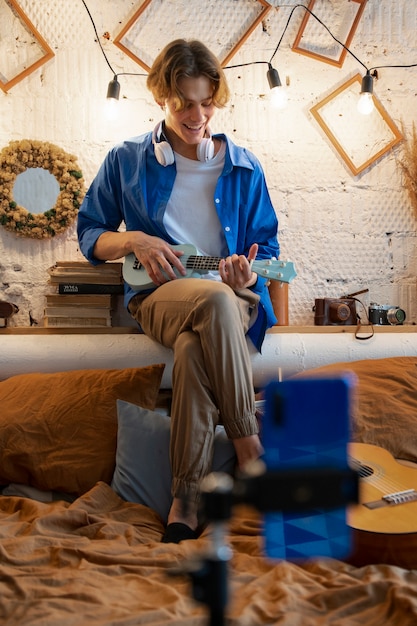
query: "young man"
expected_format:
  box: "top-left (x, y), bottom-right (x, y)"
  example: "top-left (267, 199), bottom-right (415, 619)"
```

top-left (78, 39), bottom-right (279, 543)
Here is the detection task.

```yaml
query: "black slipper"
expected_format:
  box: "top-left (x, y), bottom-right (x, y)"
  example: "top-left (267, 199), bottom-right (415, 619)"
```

top-left (162, 522), bottom-right (198, 544)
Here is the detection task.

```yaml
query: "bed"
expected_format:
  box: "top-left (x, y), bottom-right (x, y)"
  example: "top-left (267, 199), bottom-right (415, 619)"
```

top-left (1, 356), bottom-right (417, 625)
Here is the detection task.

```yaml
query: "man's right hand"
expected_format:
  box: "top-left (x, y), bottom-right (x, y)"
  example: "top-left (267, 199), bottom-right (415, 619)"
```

top-left (94, 230), bottom-right (186, 285)
top-left (131, 233), bottom-right (186, 286)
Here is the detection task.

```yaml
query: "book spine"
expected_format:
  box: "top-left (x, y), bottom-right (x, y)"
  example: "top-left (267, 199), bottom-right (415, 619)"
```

top-left (45, 295), bottom-right (113, 307)
top-left (57, 284), bottom-right (124, 295)
top-left (44, 307), bottom-right (112, 318)
top-left (44, 316), bottom-right (112, 327)
top-left (52, 261), bottom-right (122, 270)
top-left (49, 275), bottom-right (122, 285)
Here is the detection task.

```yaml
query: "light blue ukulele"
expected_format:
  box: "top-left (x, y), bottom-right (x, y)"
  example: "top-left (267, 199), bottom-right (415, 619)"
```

top-left (123, 243), bottom-right (296, 292)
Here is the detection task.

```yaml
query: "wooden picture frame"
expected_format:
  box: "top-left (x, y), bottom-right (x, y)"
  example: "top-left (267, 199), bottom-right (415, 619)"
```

top-left (310, 74), bottom-right (403, 176)
top-left (0, 0), bottom-right (54, 92)
top-left (292, 0), bottom-right (368, 68)
top-left (113, 0), bottom-right (272, 71)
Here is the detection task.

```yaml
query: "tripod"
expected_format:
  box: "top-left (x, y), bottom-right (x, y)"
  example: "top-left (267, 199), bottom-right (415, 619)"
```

top-left (184, 462), bottom-right (358, 626)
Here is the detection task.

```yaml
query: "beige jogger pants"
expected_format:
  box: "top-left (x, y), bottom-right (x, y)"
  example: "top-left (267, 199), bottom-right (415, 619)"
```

top-left (129, 278), bottom-right (260, 504)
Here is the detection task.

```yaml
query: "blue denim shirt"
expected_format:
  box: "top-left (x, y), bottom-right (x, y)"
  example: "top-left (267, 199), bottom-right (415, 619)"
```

top-left (77, 132), bottom-right (279, 351)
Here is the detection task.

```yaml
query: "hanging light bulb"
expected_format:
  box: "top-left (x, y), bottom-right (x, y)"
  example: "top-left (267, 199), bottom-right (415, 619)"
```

top-left (267, 65), bottom-right (287, 110)
top-left (107, 75), bottom-right (120, 100)
top-left (357, 71), bottom-right (374, 115)
top-left (105, 75), bottom-right (121, 120)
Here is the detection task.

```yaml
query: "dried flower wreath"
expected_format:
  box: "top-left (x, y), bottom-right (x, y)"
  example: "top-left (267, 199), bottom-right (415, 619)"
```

top-left (0, 139), bottom-right (85, 239)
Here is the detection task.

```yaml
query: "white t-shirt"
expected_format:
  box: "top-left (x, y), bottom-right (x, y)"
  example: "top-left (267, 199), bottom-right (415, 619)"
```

top-left (163, 141), bottom-right (227, 262)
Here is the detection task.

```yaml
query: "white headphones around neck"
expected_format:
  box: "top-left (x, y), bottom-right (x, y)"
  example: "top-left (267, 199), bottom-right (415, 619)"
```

top-left (152, 121), bottom-right (215, 166)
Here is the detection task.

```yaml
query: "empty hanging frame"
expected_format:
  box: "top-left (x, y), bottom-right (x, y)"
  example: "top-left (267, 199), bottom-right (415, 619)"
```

top-left (0, 0), bottom-right (54, 92)
top-left (310, 74), bottom-right (403, 176)
top-left (113, 0), bottom-right (272, 71)
top-left (292, 0), bottom-right (368, 68)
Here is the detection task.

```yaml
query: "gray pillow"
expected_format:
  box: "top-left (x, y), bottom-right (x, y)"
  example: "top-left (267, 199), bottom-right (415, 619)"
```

top-left (111, 400), bottom-right (236, 522)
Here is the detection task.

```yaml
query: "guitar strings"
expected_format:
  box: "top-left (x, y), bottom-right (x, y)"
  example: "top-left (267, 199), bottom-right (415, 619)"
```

top-left (351, 456), bottom-right (411, 497)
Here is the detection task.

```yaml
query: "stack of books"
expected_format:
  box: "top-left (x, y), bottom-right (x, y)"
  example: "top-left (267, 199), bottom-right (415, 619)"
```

top-left (45, 261), bottom-right (124, 328)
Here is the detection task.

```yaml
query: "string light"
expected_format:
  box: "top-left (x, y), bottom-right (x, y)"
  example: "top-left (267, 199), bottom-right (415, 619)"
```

top-left (81, 0), bottom-right (146, 118)
top-left (267, 3), bottom-right (370, 111)
top-left (267, 4), bottom-right (417, 114)
top-left (82, 0), bottom-right (417, 118)
top-left (106, 75), bottom-right (120, 100)
top-left (357, 71), bottom-right (374, 115)
top-left (104, 75), bottom-right (120, 120)
top-left (266, 64), bottom-right (287, 109)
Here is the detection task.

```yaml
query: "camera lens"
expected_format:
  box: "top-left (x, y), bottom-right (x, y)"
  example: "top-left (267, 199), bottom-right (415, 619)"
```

top-left (329, 302), bottom-right (351, 322)
top-left (386, 308), bottom-right (406, 325)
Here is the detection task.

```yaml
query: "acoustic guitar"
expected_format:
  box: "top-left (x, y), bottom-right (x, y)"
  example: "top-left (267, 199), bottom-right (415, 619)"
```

top-left (348, 442), bottom-right (417, 569)
top-left (123, 244), bottom-right (297, 292)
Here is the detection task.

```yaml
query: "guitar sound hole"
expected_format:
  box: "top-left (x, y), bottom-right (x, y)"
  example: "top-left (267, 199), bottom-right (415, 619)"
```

top-left (358, 463), bottom-right (374, 478)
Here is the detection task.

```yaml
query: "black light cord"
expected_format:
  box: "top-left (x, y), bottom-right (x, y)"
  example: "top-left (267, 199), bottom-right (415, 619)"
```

top-left (224, 60), bottom-right (269, 70)
top-left (81, 0), bottom-right (417, 92)
top-left (114, 72), bottom-right (147, 78)
top-left (224, 3), bottom-right (417, 90)
top-left (81, 0), bottom-right (147, 82)
top-left (369, 62), bottom-right (417, 72)
top-left (267, 3), bottom-right (368, 71)
top-left (81, 0), bottom-right (115, 75)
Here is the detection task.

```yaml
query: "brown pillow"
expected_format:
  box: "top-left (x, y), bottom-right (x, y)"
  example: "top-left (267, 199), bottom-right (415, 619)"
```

top-left (292, 357), bottom-right (417, 462)
top-left (0, 364), bottom-right (165, 495)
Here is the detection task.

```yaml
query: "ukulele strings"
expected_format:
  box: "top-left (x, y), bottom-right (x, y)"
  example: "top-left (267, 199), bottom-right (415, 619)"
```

top-left (186, 255), bottom-right (222, 270)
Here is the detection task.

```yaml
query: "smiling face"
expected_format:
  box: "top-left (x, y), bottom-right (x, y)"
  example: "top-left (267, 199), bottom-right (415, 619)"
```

top-left (163, 76), bottom-right (216, 160)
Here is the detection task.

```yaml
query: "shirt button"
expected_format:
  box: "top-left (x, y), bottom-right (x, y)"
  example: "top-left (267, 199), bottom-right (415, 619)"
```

top-left (225, 226), bottom-right (231, 232)
top-left (215, 198), bottom-right (220, 204)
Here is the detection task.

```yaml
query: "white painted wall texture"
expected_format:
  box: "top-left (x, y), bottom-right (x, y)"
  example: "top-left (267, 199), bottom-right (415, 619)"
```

top-left (0, 0), bottom-right (416, 327)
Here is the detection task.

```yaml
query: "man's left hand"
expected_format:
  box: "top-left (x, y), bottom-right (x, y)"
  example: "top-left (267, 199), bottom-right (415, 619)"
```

top-left (219, 243), bottom-right (258, 289)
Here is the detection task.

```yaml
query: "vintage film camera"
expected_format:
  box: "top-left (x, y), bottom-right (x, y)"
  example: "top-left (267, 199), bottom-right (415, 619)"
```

top-left (368, 303), bottom-right (406, 325)
top-left (314, 298), bottom-right (357, 326)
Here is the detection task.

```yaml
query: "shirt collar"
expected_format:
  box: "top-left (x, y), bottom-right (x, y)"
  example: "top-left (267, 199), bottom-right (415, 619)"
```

top-left (211, 133), bottom-right (256, 173)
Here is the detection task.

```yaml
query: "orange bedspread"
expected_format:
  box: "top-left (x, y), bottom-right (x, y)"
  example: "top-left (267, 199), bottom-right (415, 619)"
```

top-left (1, 482), bottom-right (417, 625)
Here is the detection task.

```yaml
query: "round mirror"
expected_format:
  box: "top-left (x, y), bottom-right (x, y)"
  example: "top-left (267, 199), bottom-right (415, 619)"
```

top-left (13, 168), bottom-right (60, 214)
top-left (0, 139), bottom-right (85, 239)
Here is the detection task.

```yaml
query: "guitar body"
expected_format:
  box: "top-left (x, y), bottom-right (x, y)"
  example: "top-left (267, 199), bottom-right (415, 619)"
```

top-left (123, 244), bottom-right (297, 292)
top-left (348, 442), bottom-right (417, 569)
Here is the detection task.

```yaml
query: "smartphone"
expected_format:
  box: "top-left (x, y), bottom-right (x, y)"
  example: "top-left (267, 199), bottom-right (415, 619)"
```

top-left (261, 374), bottom-right (356, 561)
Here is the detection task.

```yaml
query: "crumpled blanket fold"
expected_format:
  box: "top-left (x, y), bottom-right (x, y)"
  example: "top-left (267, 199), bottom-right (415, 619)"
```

top-left (1, 483), bottom-right (417, 625)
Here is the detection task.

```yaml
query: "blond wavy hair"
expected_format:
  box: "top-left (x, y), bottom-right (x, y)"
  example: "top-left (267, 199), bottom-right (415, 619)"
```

top-left (147, 39), bottom-right (230, 110)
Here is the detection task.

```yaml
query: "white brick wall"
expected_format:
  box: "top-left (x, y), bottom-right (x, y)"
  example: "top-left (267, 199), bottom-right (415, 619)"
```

top-left (0, 0), bottom-right (416, 327)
